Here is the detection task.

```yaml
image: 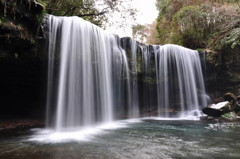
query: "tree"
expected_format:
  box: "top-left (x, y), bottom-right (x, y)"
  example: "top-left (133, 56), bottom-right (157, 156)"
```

top-left (155, 0), bottom-right (240, 49)
top-left (132, 21), bottom-right (161, 45)
top-left (132, 24), bottom-right (146, 43)
top-left (45, 0), bottom-right (137, 27)
top-left (145, 21), bottom-right (160, 45)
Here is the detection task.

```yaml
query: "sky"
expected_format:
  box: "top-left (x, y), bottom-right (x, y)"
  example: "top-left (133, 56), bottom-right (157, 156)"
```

top-left (106, 0), bottom-right (158, 37)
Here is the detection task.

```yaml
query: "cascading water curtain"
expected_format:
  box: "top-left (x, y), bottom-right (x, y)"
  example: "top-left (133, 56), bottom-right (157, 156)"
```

top-left (46, 15), bottom-right (132, 130)
top-left (154, 44), bottom-right (207, 117)
top-left (46, 15), bottom-right (207, 131)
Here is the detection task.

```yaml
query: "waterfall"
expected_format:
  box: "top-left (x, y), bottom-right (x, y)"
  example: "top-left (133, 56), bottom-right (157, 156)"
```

top-left (47, 16), bottom-right (117, 130)
top-left (154, 45), bottom-right (207, 117)
top-left (46, 15), bottom-right (207, 130)
top-left (121, 38), bottom-right (140, 118)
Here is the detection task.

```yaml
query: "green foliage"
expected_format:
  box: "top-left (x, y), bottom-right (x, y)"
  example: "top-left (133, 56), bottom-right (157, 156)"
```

top-left (155, 0), bottom-right (240, 50)
top-left (14, 53), bottom-right (19, 58)
top-left (36, 10), bottom-right (47, 23)
top-left (132, 24), bottom-right (145, 34)
top-left (144, 21), bottom-right (160, 45)
top-left (46, 0), bottom-right (86, 16)
top-left (132, 24), bottom-right (146, 42)
top-left (172, 6), bottom-right (199, 24)
top-left (223, 0), bottom-right (240, 3)
top-left (156, 0), bottom-right (171, 15)
top-left (221, 28), bottom-right (240, 49)
top-left (171, 6), bottom-right (211, 48)
top-left (37, 0), bottom-right (47, 7)
top-left (43, 0), bottom-right (136, 27)
top-left (0, 17), bottom-right (4, 24)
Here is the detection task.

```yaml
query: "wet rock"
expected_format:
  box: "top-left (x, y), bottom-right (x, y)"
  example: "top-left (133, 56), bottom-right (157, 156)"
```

top-left (202, 101), bottom-right (228, 117)
top-left (205, 47), bottom-right (240, 97)
top-left (221, 112), bottom-right (238, 121)
top-left (223, 93), bottom-right (237, 101)
top-left (0, 119), bottom-right (44, 130)
top-left (202, 92), bottom-right (240, 120)
top-left (202, 107), bottom-right (223, 117)
top-left (0, 0), bottom-right (46, 58)
top-left (221, 93), bottom-right (240, 114)
top-left (0, 0), bottom-right (47, 118)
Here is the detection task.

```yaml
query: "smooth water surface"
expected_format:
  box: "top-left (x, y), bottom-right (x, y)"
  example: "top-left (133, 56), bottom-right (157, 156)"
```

top-left (1, 120), bottom-right (240, 159)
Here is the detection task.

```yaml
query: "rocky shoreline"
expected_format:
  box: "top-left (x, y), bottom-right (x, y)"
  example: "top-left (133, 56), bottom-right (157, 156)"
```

top-left (200, 116), bottom-right (240, 122)
top-left (0, 119), bottom-right (44, 137)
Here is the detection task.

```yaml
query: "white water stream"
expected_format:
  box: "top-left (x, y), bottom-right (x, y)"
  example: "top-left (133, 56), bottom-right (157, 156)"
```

top-left (46, 15), bottom-right (207, 131)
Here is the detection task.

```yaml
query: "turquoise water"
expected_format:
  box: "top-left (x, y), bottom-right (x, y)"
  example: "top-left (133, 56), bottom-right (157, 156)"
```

top-left (1, 119), bottom-right (240, 159)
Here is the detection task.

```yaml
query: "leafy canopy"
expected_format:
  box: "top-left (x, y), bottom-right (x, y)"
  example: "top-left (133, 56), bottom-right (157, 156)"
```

top-left (43, 0), bottom-right (136, 27)
top-left (155, 0), bottom-right (240, 50)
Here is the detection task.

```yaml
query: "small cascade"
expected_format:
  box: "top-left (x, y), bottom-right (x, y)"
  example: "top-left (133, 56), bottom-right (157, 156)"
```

top-left (46, 15), bottom-right (207, 131)
top-left (121, 38), bottom-right (140, 118)
top-left (154, 45), bottom-right (207, 117)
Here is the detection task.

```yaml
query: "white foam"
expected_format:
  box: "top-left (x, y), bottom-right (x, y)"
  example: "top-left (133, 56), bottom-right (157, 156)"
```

top-left (142, 116), bottom-right (200, 121)
top-left (28, 119), bottom-right (142, 143)
top-left (209, 101), bottom-right (228, 109)
top-left (29, 117), bottom-right (204, 143)
top-left (29, 128), bottom-right (101, 143)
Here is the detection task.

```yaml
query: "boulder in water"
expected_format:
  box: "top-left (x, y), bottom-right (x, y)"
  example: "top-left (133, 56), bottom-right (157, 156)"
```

top-left (202, 101), bottom-right (228, 117)
top-left (202, 92), bottom-right (240, 119)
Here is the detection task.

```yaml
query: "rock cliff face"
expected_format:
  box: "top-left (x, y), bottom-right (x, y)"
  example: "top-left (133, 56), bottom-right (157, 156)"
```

top-left (205, 46), bottom-right (240, 102)
top-left (0, 0), bottom-right (45, 57)
top-left (0, 0), bottom-right (46, 118)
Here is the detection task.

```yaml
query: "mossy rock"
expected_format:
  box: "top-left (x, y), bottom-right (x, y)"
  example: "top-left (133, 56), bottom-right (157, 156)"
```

top-left (224, 93), bottom-right (237, 101)
top-left (220, 112), bottom-right (238, 121)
